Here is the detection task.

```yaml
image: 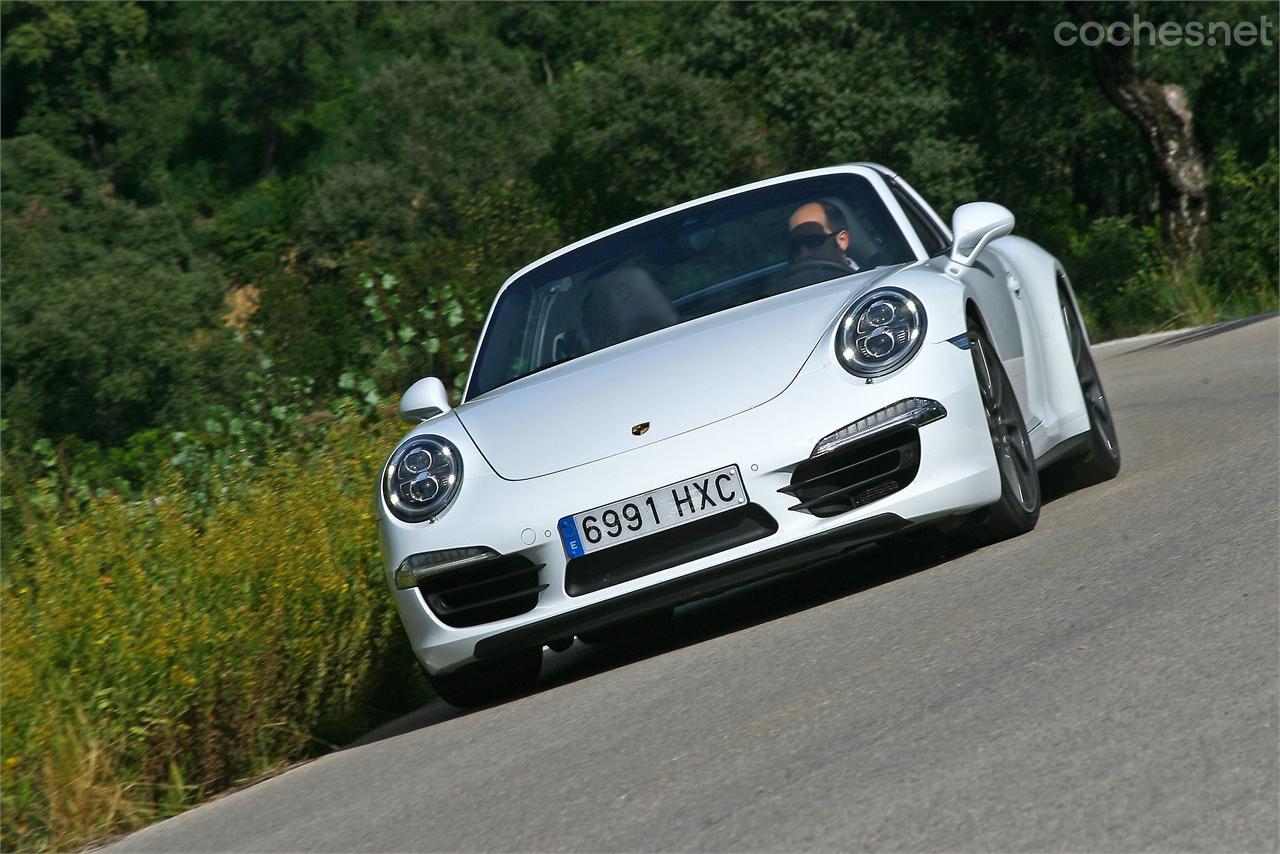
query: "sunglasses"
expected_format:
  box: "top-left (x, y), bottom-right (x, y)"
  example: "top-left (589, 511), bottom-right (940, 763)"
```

top-left (789, 230), bottom-right (844, 250)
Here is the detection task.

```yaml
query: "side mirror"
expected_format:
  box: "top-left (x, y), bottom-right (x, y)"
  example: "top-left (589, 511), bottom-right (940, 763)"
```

top-left (949, 202), bottom-right (1015, 268)
top-left (398, 377), bottom-right (452, 423)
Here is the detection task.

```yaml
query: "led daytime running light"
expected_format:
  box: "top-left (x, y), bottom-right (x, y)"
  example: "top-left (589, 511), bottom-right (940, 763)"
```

top-left (394, 546), bottom-right (498, 589)
top-left (812, 398), bottom-right (947, 458)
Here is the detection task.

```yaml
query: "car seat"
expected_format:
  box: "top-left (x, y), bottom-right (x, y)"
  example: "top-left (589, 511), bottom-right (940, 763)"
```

top-left (582, 267), bottom-right (679, 350)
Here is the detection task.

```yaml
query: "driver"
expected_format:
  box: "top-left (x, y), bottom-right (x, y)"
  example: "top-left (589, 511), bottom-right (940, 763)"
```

top-left (788, 202), bottom-right (860, 272)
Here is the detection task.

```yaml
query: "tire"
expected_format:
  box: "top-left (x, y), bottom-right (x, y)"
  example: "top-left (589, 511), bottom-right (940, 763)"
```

top-left (426, 647), bottom-right (542, 709)
top-left (1054, 285), bottom-right (1121, 487)
top-left (578, 607), bottom-right (674, 645)
top-left (962, 318), bottom-right (1041, 546)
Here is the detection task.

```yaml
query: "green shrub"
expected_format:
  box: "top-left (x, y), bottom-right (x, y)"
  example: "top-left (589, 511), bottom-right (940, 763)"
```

top-left (541, 57), bottom-right (769, 237)
top-left (1, 416), bottom-right (428, 852)
top-left (1063, 215), bottom-right (1165, 336)
top-left (0, 135), bottom-right (248, 445)
top-left (1063, 148), bottom-right (1279, 340)
top-left (1201, 147), bottom-right (1280, 318)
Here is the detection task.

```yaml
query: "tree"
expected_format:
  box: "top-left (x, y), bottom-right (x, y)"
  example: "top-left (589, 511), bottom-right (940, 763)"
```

top-left (692, 3), bottom-right (983, 213)
top-left (541, 58), bottom-right (768, 237)
top-left (302, 49), bottom-right (554, 253)
top-left (1087, 35), bottom-right (1209, 258)
top-left (180, 2), bottom-right (355, 181)
top-left (1, 1), bottom-right (149, 167)
top-left (1, 136), bottom-right (243, 444)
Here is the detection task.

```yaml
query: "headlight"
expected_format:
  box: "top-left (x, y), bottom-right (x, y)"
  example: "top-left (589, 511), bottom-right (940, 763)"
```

top-left (383, 435), bottom-right (463, 523)
top-left (835, 287), bottom-right (927, 377)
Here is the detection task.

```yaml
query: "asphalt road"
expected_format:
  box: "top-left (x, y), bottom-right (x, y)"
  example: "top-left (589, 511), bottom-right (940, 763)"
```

top-left (111, 315), bottom-right (1279, 853)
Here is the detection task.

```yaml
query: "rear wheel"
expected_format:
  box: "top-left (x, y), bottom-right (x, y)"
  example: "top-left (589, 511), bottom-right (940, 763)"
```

top-left (963, 319), bottom-right (1041, 546)
top-left (1055, 286), bottom-right (1121, 486)
top-left (426, 647), bottom-right (542, 709)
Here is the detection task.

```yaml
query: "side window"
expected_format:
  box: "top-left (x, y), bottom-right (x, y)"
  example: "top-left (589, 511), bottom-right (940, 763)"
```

top-left (891, 183), bottom-right (949, 257)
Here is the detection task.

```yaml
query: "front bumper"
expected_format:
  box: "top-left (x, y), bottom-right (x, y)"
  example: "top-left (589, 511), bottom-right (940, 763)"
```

top-left (379, 339), bottom-right (1000, 674)
top-left (474, 511), bottom-right (909, 661)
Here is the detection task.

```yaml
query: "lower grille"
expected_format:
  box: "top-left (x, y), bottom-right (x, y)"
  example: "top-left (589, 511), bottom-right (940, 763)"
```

top-left (417, 553), bottom-right (546, 627)
top-left (565, 503), bottom-right (778, 597)
top-left (781, 426), bottom-right (921, 517)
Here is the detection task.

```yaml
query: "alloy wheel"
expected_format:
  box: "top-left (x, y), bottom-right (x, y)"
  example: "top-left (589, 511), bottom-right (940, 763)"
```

top-left (1061, 295), bottom-right (1119, 459)
top-left (971, 330), bottom-right (1039, 515)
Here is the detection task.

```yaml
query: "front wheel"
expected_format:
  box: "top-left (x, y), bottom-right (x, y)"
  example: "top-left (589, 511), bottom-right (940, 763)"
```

top-left (427, 647), bottom-right (542, 709)
top-left (963, 319), bottom-right (1041, 546)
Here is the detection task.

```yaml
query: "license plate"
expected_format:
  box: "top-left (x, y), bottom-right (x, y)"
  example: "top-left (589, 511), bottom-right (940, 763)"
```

top-left (559, 465), bottom-right (748, 558)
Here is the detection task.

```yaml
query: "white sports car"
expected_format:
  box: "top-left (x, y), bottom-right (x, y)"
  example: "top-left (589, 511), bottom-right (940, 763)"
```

top-left (376, 164), bottom-right (1120, 707)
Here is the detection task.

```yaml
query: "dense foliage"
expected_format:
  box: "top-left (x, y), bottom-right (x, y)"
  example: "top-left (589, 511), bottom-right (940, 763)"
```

top-left (1, 2), bottom-right (1276, 849)
top-left (2, 418), bottom-right (428, 850)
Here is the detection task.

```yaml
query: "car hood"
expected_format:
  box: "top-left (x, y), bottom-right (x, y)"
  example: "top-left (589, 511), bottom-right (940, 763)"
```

top-left (455, 268), bottom-right (899, 480)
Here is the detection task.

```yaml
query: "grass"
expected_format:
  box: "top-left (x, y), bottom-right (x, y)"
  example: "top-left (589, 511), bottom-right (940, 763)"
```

top-left (1, 417), bottom-right (429, 851)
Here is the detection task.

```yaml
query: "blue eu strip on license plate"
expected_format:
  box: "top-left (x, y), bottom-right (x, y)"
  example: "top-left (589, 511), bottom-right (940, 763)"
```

top-left (559, 516), bottom-right (585, 559)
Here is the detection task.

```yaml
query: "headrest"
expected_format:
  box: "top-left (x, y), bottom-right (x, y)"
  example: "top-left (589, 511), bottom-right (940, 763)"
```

top-left (583, 267), bottom-right (679, 350)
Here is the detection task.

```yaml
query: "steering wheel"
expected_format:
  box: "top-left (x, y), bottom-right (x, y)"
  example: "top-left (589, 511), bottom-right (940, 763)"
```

top-left (766, 259), bottom-right (855, 295)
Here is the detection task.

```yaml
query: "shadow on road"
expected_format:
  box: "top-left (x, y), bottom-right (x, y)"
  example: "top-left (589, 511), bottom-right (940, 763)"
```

top-left (347, 530), bottom-right (981, 747)
top-left (1118, 311), bottom-right (1278, 355)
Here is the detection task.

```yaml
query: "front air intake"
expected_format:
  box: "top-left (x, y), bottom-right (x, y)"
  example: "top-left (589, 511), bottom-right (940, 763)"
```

top-left (416, 553), bottom-right (547, 627)
top-left (781, 426), bottom-right (921, 517)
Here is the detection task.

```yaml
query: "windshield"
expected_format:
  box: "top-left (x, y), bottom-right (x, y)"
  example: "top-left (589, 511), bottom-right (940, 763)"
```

top-left (467, 173), bottom-right (914, 399)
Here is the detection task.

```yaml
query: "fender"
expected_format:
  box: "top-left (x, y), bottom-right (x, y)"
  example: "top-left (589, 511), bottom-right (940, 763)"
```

top-left (877, 267), bottom-right (972, 345)
top-left (988, 235), bottom-right (1090, 454)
